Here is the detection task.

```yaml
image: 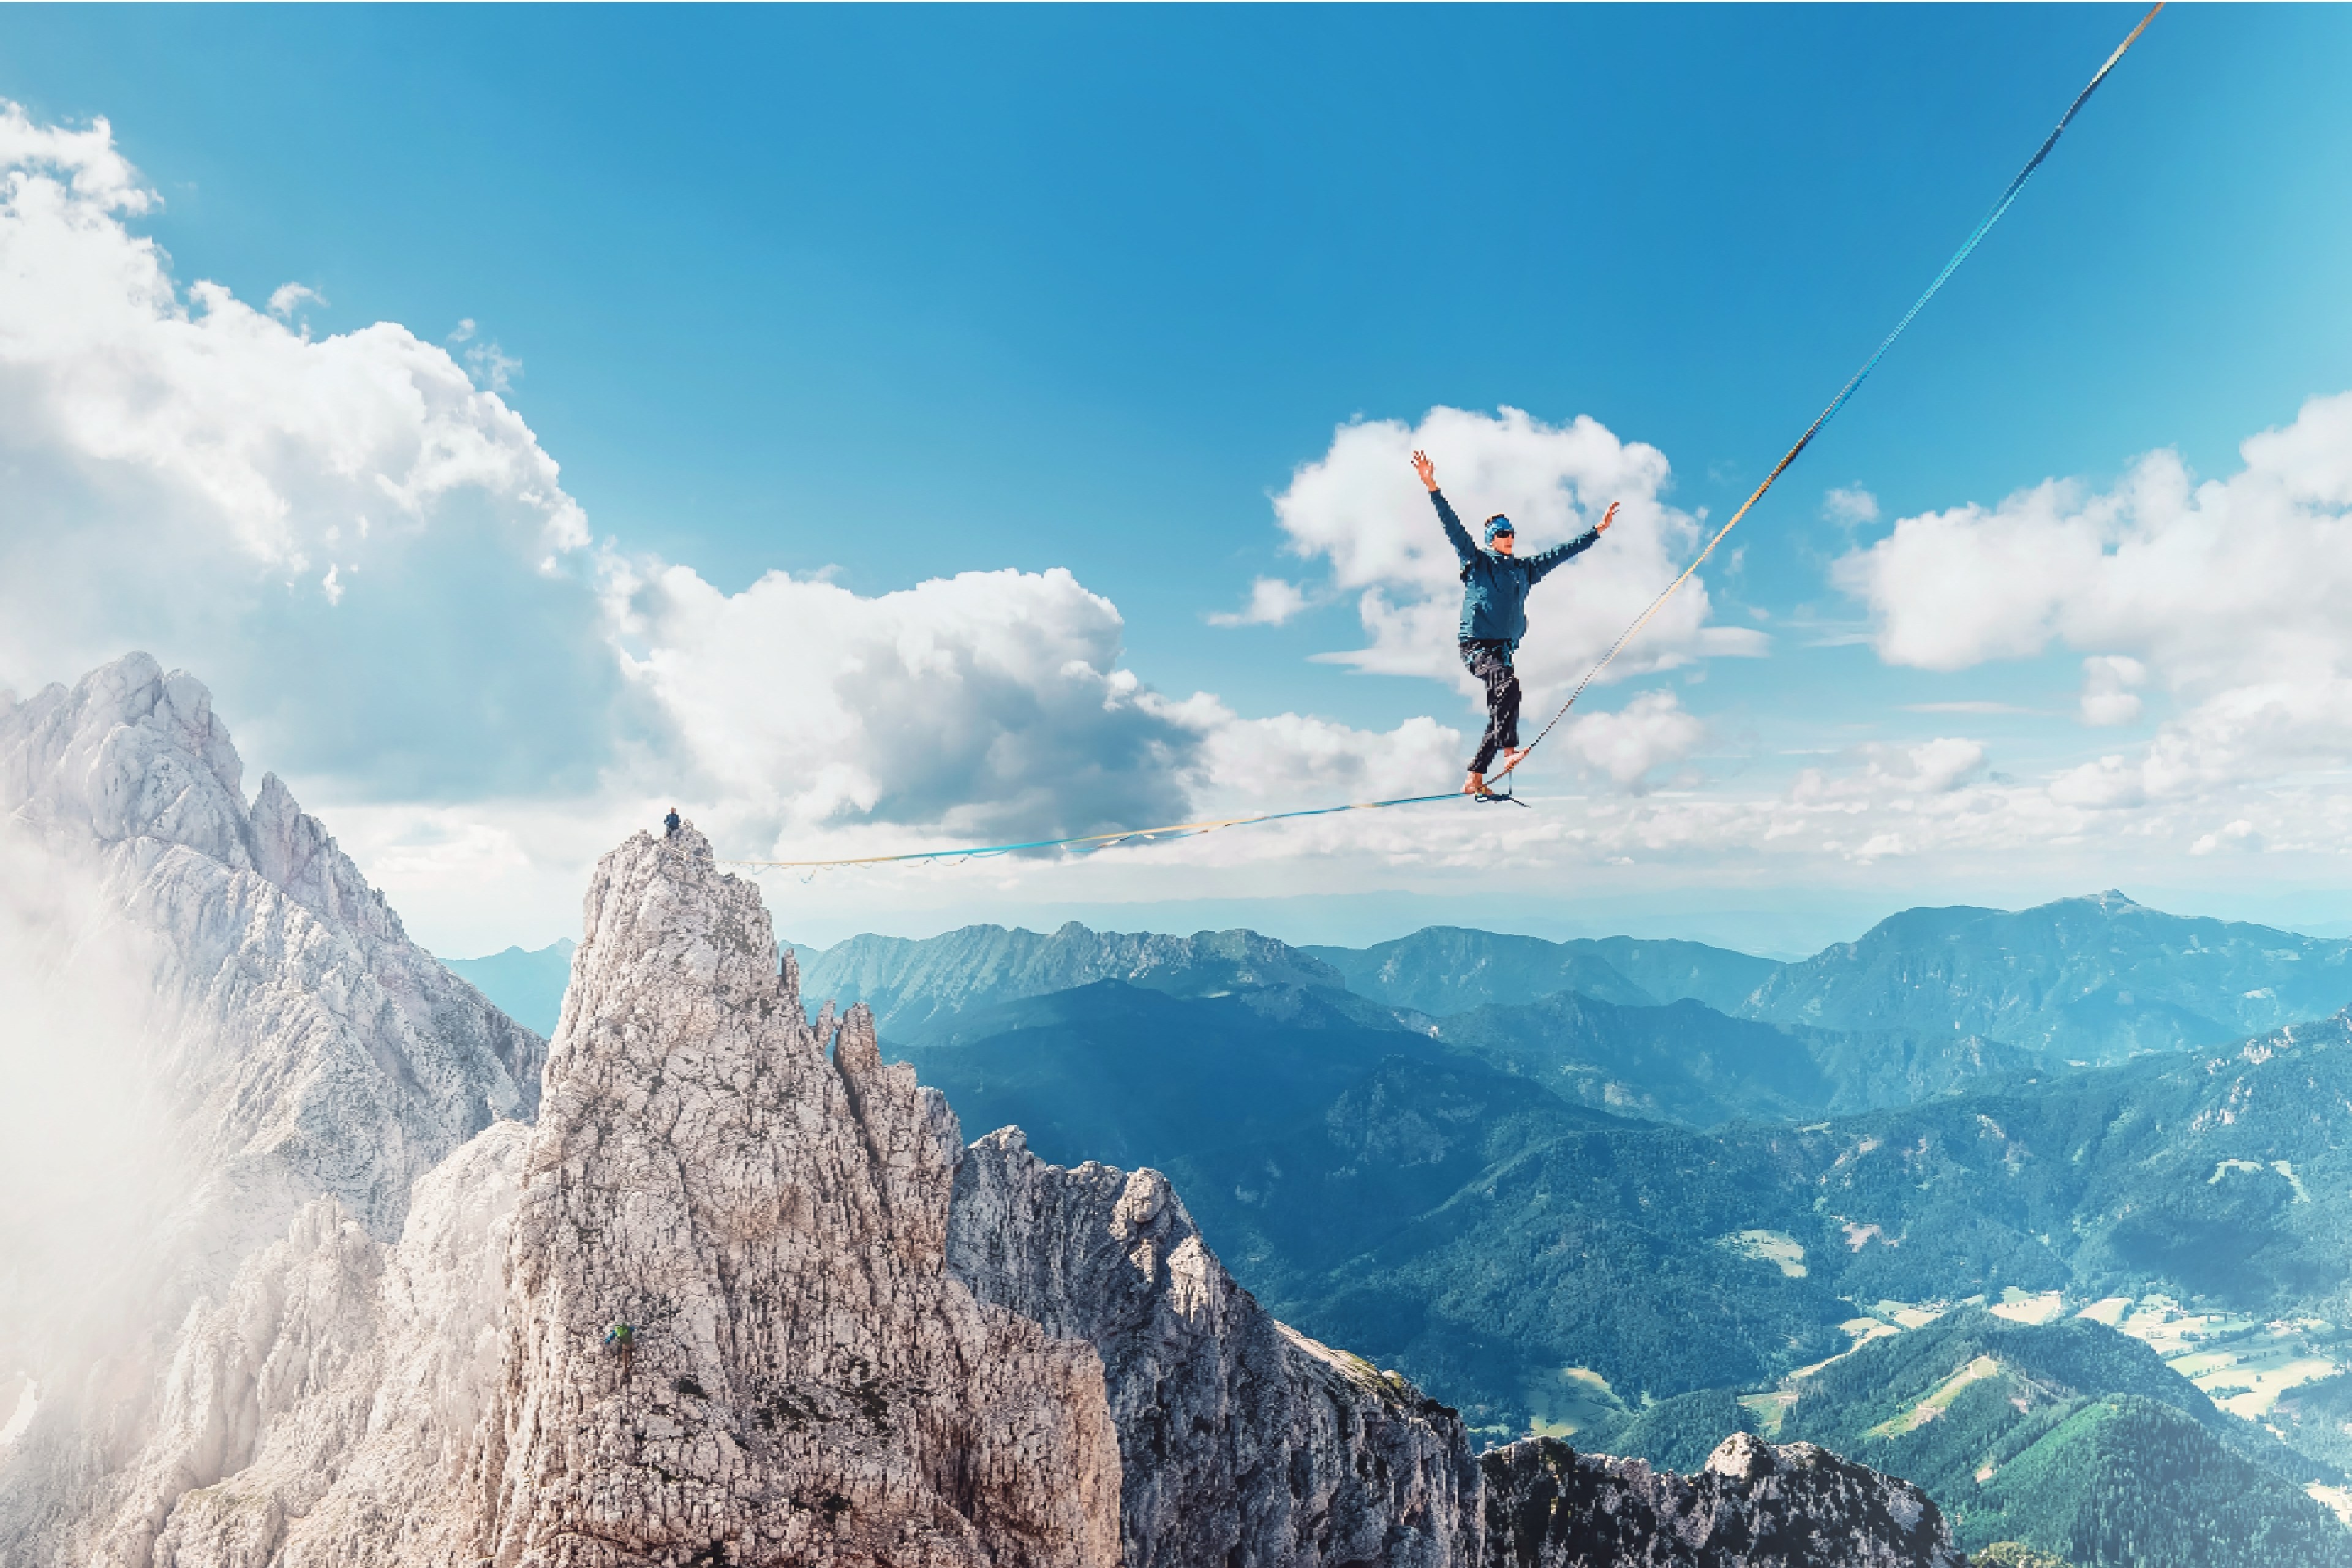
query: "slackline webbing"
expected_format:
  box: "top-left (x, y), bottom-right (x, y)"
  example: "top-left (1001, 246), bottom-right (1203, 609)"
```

top-left (724, 2), bottom-right (2162, 876)
top-left (725, 792), bottom-right (1463, 871)
top-left (1507, 0), bottom-right (2164, 772)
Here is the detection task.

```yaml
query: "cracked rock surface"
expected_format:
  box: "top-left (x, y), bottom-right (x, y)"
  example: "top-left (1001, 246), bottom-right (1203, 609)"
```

top-left (479, 826), bottom-right (1122, 1567)
top-left (1479, 1431), bottom-right (1966, 1568)
top-left (950, 1128), bottom-right (1482, 1567)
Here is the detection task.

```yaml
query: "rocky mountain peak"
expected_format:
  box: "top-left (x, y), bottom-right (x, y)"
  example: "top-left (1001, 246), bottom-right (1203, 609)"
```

top-left (247, 771), bottom-right (406, 944)
top-left (1, 650), bottom-right (251, 869)
top-left (491, 823), bottom-right (1125, 1565)
top-left (2, 652), bottom-right (409, 948)
top-left (1480, 1432), bottom-right (1963, 1568)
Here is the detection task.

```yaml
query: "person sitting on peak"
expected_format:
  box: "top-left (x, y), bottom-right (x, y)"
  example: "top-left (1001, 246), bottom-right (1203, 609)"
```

top-left (1412, 449), bottom-right (1615, 796)
top-left (663, 807), bottom-right (681, 838)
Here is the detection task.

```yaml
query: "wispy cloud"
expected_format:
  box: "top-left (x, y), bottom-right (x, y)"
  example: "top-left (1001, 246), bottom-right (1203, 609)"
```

top-left (1822, 485), bottom-right (1880, 527)
top-left (1208, 576), bottom-right (1309, 627)
top-left (266, 281), bottom-right (325, 319)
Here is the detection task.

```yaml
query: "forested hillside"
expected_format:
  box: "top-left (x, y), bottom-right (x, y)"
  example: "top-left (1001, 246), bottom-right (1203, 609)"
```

top-left (901, 987), bottom-right (2352, 1433)
top-left (778, 902), bottom-right (2352, 1561)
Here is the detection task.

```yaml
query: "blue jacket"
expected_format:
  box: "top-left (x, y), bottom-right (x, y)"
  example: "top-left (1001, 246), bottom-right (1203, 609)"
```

top-left (1431, 489), bottom-right (1600, 645)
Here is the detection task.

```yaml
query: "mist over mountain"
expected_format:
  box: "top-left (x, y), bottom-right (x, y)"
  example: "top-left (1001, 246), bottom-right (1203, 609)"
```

top-left (0, 655), bottom-right (544, 1559)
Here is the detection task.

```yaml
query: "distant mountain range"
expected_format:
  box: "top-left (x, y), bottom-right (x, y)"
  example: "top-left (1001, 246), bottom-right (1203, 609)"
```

top-left (1302, 928), bottom-right (1779, 1016)
top-left (1744, 891), bottom-right (2352, 1064)
top-left (442, 938), bottom-right (575, 1036)
top-left (850, 912), bottom-right (2352, 1446)
top-left (462, 892), bottom-right (2352, 1085)
top-left (797, 921), bottom-right (1343, 1041)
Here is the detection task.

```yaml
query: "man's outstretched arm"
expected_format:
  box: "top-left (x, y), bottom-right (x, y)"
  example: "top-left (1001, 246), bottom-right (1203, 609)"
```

top-left (1525, 502), bottom-right (1618, 581)
top-left (1413, 449), bottom-right (1478, 564)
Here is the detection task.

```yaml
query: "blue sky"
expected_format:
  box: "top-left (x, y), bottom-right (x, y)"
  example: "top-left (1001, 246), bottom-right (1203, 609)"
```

top-left (4, 5), bottom-right (2351, 957)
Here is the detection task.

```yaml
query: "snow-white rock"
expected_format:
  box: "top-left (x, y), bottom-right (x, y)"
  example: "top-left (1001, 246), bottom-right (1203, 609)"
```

top-left (0, 654), bottom-right (544, 1562)
top-left (0, 654), bottom-right (542, 1246)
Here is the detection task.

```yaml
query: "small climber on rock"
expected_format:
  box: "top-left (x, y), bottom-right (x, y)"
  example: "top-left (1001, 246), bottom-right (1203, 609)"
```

top-left (605, 1321), bottom-right (635, 1370)
top-left (663, 807), bottom-right (681, 839)
top-left (1412, 449), bottom-right (1615, 796)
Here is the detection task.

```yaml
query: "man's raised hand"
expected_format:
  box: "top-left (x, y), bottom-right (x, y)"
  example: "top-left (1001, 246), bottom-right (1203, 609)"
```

top-left (1411, 450), bottom-right (1439, 492)
top-left (1597, 501), bottom-right (1619, 534)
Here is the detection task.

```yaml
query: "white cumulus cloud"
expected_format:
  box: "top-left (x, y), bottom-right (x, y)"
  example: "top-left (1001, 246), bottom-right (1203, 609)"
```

top-left (0, 104), bottom-right (583, 582)
top-left (601, 557), bottom-right (1474, 850)
top-left (605, 560), bottom-right (1204, 840)
top-left (1554, 690), bottom-right (1706, 790)
top-left (1836, 391), bottom-right (2352, 798)
top-left (597, 554), bottom-right (1477, 860)
top-left (1268, 405), bottom-right (1766, 707)
top-left (0, 100), bottom-right (608, 796)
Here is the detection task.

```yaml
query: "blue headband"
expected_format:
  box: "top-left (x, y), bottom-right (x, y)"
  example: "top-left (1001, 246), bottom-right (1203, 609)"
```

top-left (1484, 515), bottom-right (1515, 543)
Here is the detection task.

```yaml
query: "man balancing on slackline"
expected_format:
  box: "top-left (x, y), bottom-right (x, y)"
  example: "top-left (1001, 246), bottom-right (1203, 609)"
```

top-left (1412, 449), bottom-right (1615, 796)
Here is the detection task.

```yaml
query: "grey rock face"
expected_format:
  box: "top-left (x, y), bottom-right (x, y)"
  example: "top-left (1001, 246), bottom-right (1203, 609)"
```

top-left (91, 1123), bottom-right (530, 1568)
top-left (479, 827), bottom-right (1123, 1567)
top-left (949, 1128), bottom-right (1483, 1568)
top-left (1479, 1431), bottom-right (1965, 1568)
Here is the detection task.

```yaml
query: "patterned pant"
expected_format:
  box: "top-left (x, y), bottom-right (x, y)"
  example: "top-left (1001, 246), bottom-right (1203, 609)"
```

top-left (1460, 639), bottom-right (1521, 773)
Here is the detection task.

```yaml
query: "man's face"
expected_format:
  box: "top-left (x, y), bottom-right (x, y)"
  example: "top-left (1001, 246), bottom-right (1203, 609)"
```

top-left (1491, 530), bottom-right (1517, 556)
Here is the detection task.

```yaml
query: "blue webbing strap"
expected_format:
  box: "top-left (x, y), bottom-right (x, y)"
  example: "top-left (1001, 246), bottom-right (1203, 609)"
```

top-left (1509, 1), bottom-right (2164, 770)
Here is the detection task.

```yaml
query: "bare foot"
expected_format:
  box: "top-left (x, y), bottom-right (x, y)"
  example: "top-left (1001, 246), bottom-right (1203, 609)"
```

top-left (1463, 772), bottom-right (1487, 796)
top-left (1499, 747), bottom-right (1529, 774)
